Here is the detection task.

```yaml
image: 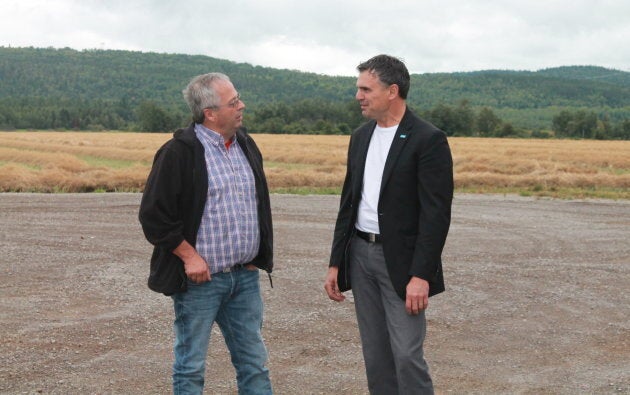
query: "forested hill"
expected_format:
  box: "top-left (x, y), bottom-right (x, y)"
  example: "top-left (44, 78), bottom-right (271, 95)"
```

top-left (413, 68), bottom-right (629, 109)
top-left (1, 47), bottom-right (629, 138)
top-left (0, 47), bottom-right (355, 106)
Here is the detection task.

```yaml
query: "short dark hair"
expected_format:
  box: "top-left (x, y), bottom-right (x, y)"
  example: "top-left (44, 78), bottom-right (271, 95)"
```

top-left (357, 54), bottom-right (410, 99)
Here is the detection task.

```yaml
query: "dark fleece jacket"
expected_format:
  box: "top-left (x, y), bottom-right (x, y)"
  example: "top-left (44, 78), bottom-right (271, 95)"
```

top-left (138, 123), bottom-right (273, 295)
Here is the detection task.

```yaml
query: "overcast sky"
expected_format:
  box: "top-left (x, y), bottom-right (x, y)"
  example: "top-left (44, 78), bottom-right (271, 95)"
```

top-left (2, 0), bottom-right (628, 76)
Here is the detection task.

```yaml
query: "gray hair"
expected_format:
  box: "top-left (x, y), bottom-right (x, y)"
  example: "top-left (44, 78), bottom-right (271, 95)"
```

top-left (182, 73), bottom-right (231, 123)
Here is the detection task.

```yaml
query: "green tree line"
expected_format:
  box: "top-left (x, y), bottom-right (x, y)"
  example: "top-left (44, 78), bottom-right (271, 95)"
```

top-left (2, 95), bottom-right (628, 139)
top-left (0, 47), bottom-right (628, 138)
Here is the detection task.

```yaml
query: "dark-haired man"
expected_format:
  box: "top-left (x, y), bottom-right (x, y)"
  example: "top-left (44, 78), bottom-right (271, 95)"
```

top-left (324, 55), bottom-right (453, 394)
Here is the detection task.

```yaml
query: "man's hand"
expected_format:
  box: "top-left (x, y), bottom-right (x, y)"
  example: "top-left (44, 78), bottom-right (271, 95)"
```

top-left (324, 267), bottom-right (345, 302)
top-left (182, 253), bottom-right (211, 283)
top-left (173, 240), bottom-right (211, 283)
top-left (406, 276), bottom-right (429, 315)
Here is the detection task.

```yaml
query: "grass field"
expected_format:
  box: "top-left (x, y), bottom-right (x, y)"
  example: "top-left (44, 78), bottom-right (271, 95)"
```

top-left (0, 131), bottom-right (628, 199)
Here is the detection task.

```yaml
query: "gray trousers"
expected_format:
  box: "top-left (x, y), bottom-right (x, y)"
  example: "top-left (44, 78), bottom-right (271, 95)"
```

top-left (349, 235), bottom-right (434, 395)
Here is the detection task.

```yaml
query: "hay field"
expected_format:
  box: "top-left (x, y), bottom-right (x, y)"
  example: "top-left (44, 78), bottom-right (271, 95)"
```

top-left (0, 131), bottom-right (628, 199)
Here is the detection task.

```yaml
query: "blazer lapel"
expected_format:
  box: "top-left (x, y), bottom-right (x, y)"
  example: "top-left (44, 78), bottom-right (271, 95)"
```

top-left (380, 108), bottom-right (413, 196)
top-left (353, 121), bottom-right (376, 199)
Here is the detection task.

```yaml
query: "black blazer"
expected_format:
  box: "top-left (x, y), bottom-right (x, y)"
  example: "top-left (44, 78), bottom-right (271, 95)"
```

top-left (329, 108), bottom-right (453, 299)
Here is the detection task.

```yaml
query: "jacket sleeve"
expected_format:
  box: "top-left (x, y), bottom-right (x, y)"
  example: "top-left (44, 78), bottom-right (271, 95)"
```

top-left (138, 141), bottom-right (187, 252)
top-left (410, 131), bottom-right (454, 280)
top-left (329, 133), bottom-right (355, 267)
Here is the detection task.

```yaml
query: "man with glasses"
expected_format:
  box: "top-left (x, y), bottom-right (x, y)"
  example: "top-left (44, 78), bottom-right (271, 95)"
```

top-left (139, 73), bottom-right (274, 394)
top-left (325, 55), bottom-right (453, 394)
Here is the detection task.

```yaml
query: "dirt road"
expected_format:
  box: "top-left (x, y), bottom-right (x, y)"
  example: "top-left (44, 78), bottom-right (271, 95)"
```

top-left (1, 193), bottom-right (628, 394)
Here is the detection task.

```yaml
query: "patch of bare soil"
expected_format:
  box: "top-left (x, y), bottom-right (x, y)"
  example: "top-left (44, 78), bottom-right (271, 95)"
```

top-left (1, 193), bottom-right (628, 394)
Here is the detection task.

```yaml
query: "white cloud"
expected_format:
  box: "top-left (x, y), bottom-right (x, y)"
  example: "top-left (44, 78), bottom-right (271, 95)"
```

top-left (1, 0), bottom-right (628, 75)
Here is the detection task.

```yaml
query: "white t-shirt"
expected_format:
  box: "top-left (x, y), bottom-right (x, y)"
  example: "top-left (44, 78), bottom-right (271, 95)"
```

top-left (355, 124), bottom-right (398, 234)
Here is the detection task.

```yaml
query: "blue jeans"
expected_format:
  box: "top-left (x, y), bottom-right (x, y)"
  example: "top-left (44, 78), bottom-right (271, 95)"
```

top-left (171, 268), bottom-right (272, 395)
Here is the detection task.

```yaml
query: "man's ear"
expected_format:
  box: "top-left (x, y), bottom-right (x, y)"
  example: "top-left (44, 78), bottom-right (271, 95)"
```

top-left (389, 84), bottom-right (400, 99)
top-left (203, 108), bottom-right (215, 122)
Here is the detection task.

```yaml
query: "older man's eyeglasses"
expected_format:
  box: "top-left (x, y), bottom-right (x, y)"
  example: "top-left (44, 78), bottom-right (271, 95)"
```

top-left (210, 93), bottom-right (241, 109)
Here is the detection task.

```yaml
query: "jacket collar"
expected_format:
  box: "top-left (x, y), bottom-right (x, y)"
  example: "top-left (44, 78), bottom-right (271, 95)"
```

top-left (353, 107), bottom-right (415, 198)
top-left (380, 107), bottom-right (413, 196)
top-left (174, 122), bottom-right (250, 148)
top-left (173, 122), bottom-right (198, 147)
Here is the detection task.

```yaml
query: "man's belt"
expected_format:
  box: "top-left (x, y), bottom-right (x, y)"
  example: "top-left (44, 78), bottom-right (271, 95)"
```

top-left (355, 229), bottom-right (382, 243)
top-left (221, 263), bottom-right (247, 273)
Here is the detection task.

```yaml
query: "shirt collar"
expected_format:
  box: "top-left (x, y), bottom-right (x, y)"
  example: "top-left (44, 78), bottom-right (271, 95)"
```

top-left (194, 123), bottom-right (237, 147)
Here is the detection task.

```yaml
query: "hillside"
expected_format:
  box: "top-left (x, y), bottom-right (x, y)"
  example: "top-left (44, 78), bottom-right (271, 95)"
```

top-left (0, 46), bottom-right (628, 133)
top-left (413, 68), bottom-right (629, 109)
top-left (0, 46), bottom-right (354, 106)
top-left (536, 66), bottom-right (630, 87)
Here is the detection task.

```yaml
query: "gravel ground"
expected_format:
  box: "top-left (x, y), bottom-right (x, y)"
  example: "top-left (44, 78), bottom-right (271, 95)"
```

top-left (0, 193), bottom-right (628, 394)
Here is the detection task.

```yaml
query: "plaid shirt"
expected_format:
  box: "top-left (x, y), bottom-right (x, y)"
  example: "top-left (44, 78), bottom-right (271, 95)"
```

top-left (194, 124), bottom-right (260, 274)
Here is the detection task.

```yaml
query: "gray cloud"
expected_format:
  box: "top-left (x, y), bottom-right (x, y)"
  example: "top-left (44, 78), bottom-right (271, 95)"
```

top-left (2, 0), bottom-right (628, 75)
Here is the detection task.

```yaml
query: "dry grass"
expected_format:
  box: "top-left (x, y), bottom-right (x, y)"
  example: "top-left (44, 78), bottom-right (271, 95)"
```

top-left (450, 138), bottom-right (630, 198)
top-left (0, 131), bottom-right (628, 198)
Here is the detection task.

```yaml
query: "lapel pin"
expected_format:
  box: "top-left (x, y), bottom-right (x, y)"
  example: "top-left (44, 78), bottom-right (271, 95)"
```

top-left (400, 134), bottom-right (407, 138)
